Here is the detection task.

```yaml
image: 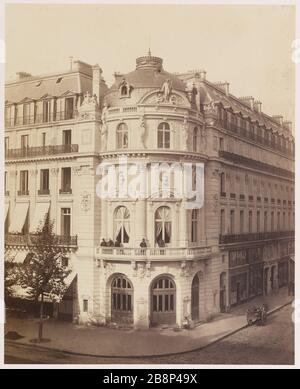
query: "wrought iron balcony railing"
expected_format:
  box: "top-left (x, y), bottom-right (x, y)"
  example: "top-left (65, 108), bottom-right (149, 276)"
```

top-left (17, 190), bottom-right (29, 196)
top-left (95, 246), bottom-right (212, 260)
top-left (6, 144), bottom-right (78, 160)
top-left (219, 230), bottom-right (294, 244)
top-left (5, 110), bottom-right (77, 128)
top-left (5, 233), bottom-right (78, 247)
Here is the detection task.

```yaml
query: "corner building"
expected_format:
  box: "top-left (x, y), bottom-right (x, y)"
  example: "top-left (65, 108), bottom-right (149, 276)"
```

top-left (4, 53), bottom-right (295, 328)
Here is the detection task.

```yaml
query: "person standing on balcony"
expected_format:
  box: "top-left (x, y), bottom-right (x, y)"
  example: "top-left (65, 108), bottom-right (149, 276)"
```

top-left (100, 238), bottom-right (107, 247)
top-left (140, 238), bottom-right (147, 255)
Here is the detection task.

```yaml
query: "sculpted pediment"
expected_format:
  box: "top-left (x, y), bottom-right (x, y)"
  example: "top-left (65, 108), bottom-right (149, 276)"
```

top-left (139, 89), bottom-right (191, 107)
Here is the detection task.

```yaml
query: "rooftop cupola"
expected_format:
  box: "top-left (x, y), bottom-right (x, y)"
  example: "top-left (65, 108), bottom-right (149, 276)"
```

top-left (136, 50), bottom-right (163, 72)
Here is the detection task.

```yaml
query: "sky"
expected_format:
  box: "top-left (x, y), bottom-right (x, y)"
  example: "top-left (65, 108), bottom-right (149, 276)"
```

top-left (5, 3), bottom-right (296, 124)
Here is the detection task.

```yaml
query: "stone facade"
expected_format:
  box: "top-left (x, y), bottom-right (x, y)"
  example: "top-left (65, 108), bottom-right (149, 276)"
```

top-left (4, 53), bottom-right (294, 329)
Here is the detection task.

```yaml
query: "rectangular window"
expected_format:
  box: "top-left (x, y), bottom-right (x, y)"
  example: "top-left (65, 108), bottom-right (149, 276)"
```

top-left (264, 211), bottom-right (268, 232)
top-left (63, 129), bottom-right (72, 145)
top-left (191, 209), bottom-right (198, 243)
top-left (283, 212), bottom-right (286, 230)
top-left (65, 97), bottom-right (74, 120)
top-left (277, 212), bottom-right (281, 231)
top-left (40, 169), bottom-right (50, 194)
top-left (271, 211), bottom-right (274, 232)
top-left (61, 208), bottom-right (71, 236)
top-left (249, 211), bottom-right (252, 233)
top-left (219, 137), bottom-right (224, 151)
top-left (5, 137), bottom-right (9, 155)
top-left (42, 132), bottom-right (46, 147)
top-left (43, 100), bottom-right (51, 123)
top-left (240, 210), bottom-right (244, 233)
top-left (23, 103), bottom-right (30, 125)
top-left (230, 210), bottom-right (235, 234)
top-left (21, 134), bottom-right (29, 149)
top-left (257, 211), bottom-right (260, 232)
top-left (220, 209), bottom-right (225, 235)
top-left (83, 299), bottom-right (88, 313)
top-left (60, 167), bottom-right (72, 193)
top-left (19, 170), bottom-right (29, 194)
top-left (220, 172), bottom-right (226, 196)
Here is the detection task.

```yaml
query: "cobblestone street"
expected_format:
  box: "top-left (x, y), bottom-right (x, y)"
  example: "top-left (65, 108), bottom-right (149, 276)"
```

top-left (5, 305), bottom-right (294, 365)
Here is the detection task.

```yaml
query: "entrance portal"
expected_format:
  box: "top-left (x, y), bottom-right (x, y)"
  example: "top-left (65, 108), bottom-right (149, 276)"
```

top-left (111, 275), bottom-right (133, 324)
top-left (151, 276), bottom-right (176, 326)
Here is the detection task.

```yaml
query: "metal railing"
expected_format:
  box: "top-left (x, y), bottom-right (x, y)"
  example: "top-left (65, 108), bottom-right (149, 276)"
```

top-left (95, 246), bottom-right (212, 260)
top-left (219, 150), bottom-right (294, 179)
top-left (5, 111), bottom-right (78, 128)
top-left (219, 230), bottom-right (294, 244)
top-left (6, 144), bottom-right (78, 160)
top-left (5, 234), bottom-right (78, 247)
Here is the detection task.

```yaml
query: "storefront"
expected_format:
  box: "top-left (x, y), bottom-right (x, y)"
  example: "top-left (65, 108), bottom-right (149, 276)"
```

top-left (278, 258), bottom-right (289, 288)
top-left (229, 250), bottom-right (248, 306)
top-left (248, 247), bottom-right (263, 298)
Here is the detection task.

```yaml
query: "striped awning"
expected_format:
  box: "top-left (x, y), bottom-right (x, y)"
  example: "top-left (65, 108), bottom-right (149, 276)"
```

top-left (5, 202), bottom-right (9, 221)
top-left (29, 202), bottom-right (50, 233)
top-left (8, 202), bottom-right (29, 233)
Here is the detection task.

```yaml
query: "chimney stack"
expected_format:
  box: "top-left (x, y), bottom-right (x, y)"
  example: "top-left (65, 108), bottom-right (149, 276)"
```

top-left (283, 121), bottom-right (292, 132)
top-left (16, 71), bottom-right (32, 80)
top-left (198, 70), bottom-right (206, 81)
top-left (272, 115), bottom-right (283, 126)
top-left (239, 96), bottom-right (254, 110)
top-left (254, 100), bottom-right (262, 113)
top-left (92, 64), bottom-right (102, 106)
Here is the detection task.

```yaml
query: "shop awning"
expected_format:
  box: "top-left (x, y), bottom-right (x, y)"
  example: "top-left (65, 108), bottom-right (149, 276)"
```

top-left (13, 250), bottom-right (29, 264)
top-left (29, 202), bottom-right (50, 233)
top-left (56, 271), bottom-right (77, 303)
top-left (8, 202), bottom-right (29, 233)
top-left (5, 202), bottom-right (9, 221)
top-left (290, 255), bottom-right (295, 262)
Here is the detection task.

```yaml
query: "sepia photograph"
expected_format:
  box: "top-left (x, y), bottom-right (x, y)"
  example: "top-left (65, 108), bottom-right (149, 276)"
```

top-left (1, 0), bottom-right (297, 369)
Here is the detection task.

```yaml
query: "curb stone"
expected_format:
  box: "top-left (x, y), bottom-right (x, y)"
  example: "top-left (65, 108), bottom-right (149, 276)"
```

top-left (5, 300), bottom-right (293, 360)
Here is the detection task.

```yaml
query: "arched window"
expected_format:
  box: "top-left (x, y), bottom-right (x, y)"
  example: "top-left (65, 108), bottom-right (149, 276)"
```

top-left (157, 122), bottom-right (170, 149)
top-left (117, 123), bottom-right (128, 149)
top-left (155, 206), bottom-right (171, 244)
top-left (193, 127), bottom-right (198, 152)
top-left (114, 206), bottom-right (130, 244)
top-left (191, 209), bottom-right (198, 243)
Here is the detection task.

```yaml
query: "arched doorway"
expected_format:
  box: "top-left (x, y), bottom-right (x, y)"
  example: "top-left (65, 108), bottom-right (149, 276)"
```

top-left (111, 274), bottom-right (133, 324)
top-left (191, 274), bottom-right (200, 321)
top-left (220, 272), bottom-right (227, 312)
top-left (151, 276), bottom-right (176, 326)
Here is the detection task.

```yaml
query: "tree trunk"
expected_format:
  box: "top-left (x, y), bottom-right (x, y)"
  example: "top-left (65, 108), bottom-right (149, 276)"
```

top-left (38, 292), bottom-right (44, 341)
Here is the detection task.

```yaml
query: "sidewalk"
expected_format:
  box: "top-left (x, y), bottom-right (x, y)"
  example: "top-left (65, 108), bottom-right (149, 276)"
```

top-left (5, 287), bottom-right (293, 358)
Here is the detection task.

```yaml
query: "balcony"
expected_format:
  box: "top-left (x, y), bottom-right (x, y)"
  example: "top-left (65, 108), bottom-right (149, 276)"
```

top-left (6, 144), bottom-right (79, 160)
top-left (17, 190), bottom-right (29, 196)
top-left (5, 110), bottom-right (78, 128)
top-left (219, 150), bottom-right (294, 178)
top-left (5, 234), bottom-right (78, 247)
top-left (95, 246), bottom-right (212, 261)
top-left (38, 189), bottom-right (50, 196)
top-left (219, 230), bottom-right (294, 244)
top-left (59, 188), bottom-right (72, 195)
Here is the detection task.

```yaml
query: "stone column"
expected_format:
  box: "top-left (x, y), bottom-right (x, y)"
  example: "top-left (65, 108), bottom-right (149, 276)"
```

top-left (135, 199), bottom-right (147, 246)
